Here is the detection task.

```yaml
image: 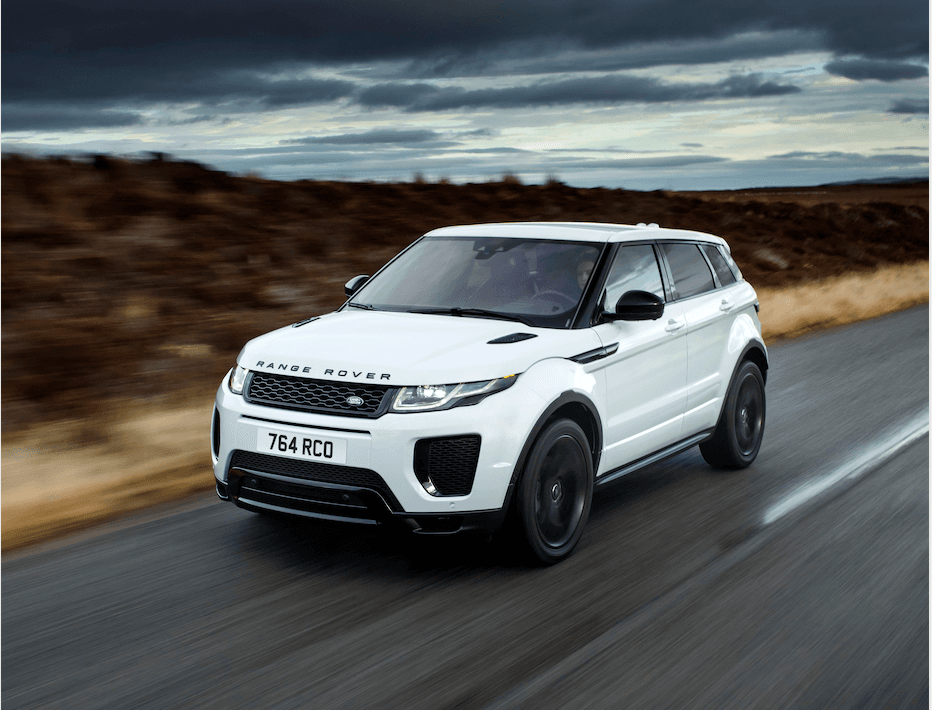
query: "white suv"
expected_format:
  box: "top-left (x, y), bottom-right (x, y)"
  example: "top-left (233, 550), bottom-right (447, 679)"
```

top-left (211, 222), bottom-right (767, 563)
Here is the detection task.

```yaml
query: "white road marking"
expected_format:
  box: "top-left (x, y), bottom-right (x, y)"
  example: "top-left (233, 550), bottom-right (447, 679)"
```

top-left (763, 411), bottom-right (930, 525)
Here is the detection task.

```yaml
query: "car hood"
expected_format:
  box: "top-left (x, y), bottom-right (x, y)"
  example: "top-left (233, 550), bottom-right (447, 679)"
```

top-left (238, 310), bottom-right (601, 386)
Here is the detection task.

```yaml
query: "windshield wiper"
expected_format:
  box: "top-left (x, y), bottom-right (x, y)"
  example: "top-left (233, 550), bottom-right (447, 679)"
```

top-left (410, 307), bottom-right (535, 327)
top-left (346, 302), bottom-right (377, 310)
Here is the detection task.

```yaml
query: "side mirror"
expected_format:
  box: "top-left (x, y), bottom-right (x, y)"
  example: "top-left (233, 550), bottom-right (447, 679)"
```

top-left (603, 290), bottom-right (665, 322)
top-left (344, 274), bottom-right (370, 297)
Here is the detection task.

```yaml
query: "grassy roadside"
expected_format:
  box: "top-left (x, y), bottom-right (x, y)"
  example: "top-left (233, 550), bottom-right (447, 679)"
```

top-left (2, 262), bottom-right (928, 552)
top-left (757, 261), bottom-right (929, 341)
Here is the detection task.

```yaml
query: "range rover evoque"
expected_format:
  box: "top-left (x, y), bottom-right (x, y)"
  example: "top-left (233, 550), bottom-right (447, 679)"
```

top-left (212, 222), bottom-right (767, 563)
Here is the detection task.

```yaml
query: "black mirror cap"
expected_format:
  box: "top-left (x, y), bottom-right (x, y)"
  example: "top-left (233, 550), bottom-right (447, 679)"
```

top-left (604, 290), bottom-right (665, 321)
top-left (344, 274), bottom-right (370, 297)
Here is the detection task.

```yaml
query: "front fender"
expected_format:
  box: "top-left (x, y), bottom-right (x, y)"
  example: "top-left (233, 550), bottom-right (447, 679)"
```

top-left (504, 356), bottom-right (605, 492)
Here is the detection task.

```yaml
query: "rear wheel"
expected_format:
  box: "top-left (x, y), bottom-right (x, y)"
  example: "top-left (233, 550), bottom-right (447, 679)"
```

top-left (515, 419), bottom-right (593, 564)
top-left (700, 360), bottom-right (766, 469)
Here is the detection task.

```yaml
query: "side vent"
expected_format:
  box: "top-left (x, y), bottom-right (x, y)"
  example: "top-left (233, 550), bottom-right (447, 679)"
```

top-left (488, 332), bottom-right (537, 344)
top-left (569, 343), bottom-right (619, 364)
top-left (413, 436), bottom-right (481, 496)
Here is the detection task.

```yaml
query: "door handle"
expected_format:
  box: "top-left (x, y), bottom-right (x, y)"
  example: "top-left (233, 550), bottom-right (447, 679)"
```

top-left (664, 318), bottom-right (685, 332)
top-left (719, 299), bottom-right (734, 312)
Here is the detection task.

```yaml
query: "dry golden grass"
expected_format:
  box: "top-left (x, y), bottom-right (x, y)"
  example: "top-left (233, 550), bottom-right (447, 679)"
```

top-left (757, 261), bottom-right (929, 341)
top-left (2, 262), bottom-right (928, 552)
top-left (2, 403), bottom-right (214, 551)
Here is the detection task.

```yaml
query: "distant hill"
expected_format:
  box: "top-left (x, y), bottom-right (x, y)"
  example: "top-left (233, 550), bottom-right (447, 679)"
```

top-left (1, 153), bottom-right (928, 431)
top-left (820, 176), bottom-right (928, 187)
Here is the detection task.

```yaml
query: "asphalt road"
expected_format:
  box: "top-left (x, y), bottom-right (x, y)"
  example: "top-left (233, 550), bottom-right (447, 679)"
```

top-left (4, 306), bottom-right (928, 710)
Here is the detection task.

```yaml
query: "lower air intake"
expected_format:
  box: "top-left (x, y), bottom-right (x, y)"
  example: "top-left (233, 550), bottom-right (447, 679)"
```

top-left (414, 435), bottom-right (481, 496)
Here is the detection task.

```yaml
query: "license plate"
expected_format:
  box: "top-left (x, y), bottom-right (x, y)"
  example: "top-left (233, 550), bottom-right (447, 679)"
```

top-left (256, 427), bottom-right (347, 464)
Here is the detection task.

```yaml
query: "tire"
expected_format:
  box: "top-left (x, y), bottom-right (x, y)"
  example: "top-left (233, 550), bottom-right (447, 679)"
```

top-left (700, 360), bottom-right (766, 469)
top-left (515, 418), bottom-right (594, 564)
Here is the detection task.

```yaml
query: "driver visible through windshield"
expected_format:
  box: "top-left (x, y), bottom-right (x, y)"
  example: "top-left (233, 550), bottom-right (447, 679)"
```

top-left (349, 237), bottom-right (603, 328)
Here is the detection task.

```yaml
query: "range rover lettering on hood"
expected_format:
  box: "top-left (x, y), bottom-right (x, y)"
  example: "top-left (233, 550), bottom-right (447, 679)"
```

top-left (254, 360), bottom-right (391, 381)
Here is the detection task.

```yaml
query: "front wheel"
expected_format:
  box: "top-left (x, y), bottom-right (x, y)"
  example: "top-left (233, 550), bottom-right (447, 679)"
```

top-left (515, 419), bottom-right (593, 564)
top-left (700, 360), bottom-right (766, 469)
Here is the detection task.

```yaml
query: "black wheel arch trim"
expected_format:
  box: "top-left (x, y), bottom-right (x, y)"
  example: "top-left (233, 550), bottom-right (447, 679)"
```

top-left (710, 340), bottom-right (768, 435)
top-left (737, 340), bottom-right (769, 384)
top-left (502, 391), bottom-right (603, 514)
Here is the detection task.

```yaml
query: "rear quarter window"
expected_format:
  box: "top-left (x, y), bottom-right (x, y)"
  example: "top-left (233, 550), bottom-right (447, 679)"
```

top-left (717, 245), bottom-right (743, 281)
top-left (700, 244), bottom-right (737, 286)
top-left (660, 243), bottom-right (715, 299)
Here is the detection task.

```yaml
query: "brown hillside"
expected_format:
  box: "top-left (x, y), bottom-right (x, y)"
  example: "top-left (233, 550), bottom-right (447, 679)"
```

top-left (2, 154), bottom-right (928, 435)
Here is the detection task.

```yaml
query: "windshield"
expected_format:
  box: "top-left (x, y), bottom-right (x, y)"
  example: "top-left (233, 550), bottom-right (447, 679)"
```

top-left (349, 236), bottom-right (603, 328)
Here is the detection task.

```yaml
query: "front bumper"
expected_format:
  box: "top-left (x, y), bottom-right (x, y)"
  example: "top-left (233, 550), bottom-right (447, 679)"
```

top-left (217, 473), bottom-right (510, 535)
top-left (212, 376), bottom-right (546, 530)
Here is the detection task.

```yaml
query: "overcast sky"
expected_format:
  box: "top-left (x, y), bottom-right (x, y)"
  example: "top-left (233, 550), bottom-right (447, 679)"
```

top-left (2, 0), bottom-right (928, 189)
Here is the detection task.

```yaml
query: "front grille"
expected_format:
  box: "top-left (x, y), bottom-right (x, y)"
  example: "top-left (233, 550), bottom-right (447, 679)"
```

top-left (229, 450), bottom-right (401, 511)
top-left (245, 372), bottom-right (393, 417)
top-left (414, 436), bottom-right (481, 496)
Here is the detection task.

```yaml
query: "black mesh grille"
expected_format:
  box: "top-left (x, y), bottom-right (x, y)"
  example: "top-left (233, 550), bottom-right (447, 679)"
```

top-left (245, 373), bottom-right (392, 417)
top-left (414, 436), bottom-right (481, 496)
top-left (229, 450), bottom-right (401, 511)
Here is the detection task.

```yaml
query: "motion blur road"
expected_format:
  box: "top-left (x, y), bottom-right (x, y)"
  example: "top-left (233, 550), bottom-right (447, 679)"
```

top-left (4, 306), bottom-right (928, 710)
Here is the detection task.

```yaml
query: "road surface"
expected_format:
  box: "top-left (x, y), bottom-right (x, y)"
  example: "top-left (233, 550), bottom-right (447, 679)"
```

top-left (3, 306), bottom-right (928, 709)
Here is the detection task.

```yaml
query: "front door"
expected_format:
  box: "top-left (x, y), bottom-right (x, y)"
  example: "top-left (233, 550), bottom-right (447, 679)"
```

top-left (591, 243), bottom-right (689, 475)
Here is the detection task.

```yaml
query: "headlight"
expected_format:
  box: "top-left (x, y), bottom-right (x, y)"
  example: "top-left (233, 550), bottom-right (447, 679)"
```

top-left (391, 375), bottom-right (517, 412)
top-left (228, 365), bottom-right (249, 394)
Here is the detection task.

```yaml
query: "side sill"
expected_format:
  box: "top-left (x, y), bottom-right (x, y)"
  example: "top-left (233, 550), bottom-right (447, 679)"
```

top-left (596, 429), bottom-right (714, 487)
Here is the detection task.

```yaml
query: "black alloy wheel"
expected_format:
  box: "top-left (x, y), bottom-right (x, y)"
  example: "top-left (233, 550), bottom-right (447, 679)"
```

top-left (734, 371), bottom-right (764, 456)
top-left (516, 418), bottom-right (593, 564)
top-left (700, 359), bottom-right (766, 469)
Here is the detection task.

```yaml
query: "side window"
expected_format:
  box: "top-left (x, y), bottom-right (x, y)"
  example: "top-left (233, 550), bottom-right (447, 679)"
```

top-left (700, 244), bottom-right (737, 286)
top-left (602, 244), bottom-right (665, 308)
top-left (718, 245), bottom-right (743, 281)
top-left (661, 243), bottom-right (715, 299)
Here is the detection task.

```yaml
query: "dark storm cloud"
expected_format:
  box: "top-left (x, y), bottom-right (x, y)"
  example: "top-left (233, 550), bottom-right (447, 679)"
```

top-left (5, 62), bottom-right (355, 106)
top-left (888, 99), bottom-right (930, 114)
top-left (356, 83), bottom-right (440, 108)
top-left (824, 59), bottom-right (929, 82)
top-left (282, 129), bottom-right (443, 145)
top-left (2, 104), bottom-right (144, 131)
top-left (563, 155), bottom-right (728, 170)
top-left (458, 128), bottom-right (498, 138)
top-left (397, 31), bottom-right (825, 79)
top-left (2, 67), bottom-right (356, 129)
top-left (175, 143), bottom-right (730, 181)
top-left (766, 151), bottom-right (928, 167)
top-left (3, 0), bottom-right (927, 105)
top-left (358, 74), bottom-right (800, 111)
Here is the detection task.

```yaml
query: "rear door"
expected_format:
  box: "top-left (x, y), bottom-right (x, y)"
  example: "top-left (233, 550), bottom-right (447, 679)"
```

top-left (658, 241), bottom-right (740, 437)
top-left (591, 243), bottom-right (689, 474)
